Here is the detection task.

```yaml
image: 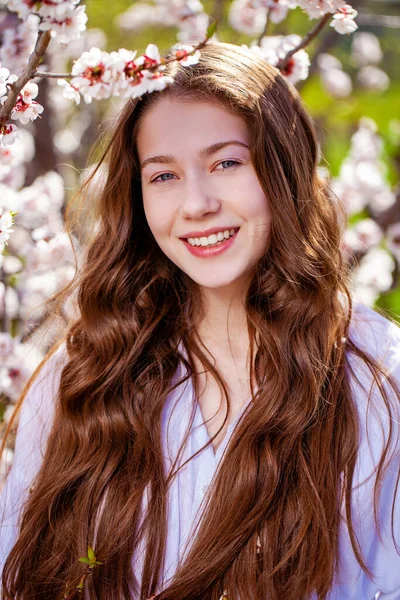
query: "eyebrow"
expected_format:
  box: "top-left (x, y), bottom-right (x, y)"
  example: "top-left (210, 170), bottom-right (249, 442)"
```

top-left (140, 140), bottom-right (249, 171)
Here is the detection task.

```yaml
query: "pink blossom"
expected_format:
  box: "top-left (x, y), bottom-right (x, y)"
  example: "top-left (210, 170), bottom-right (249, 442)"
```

top-left (57, 78), bottom-right (81, 104)
top-left (330, 4), bottom-right (358, 34)
top-left (10, 85), bottom-right (44, 125)
top-left (174, 45), bottom-right (201, 66)
top-left (0, 123), bottom-right (18, 146)
top-left (251, 35), bottom-right (310, 85)
top-left (296, 0), bottom-right (346, 19)
top-left (38, 4), bottom-right (88, 44)
top-left (0, 14), bottom-right (38, 76)
top-left (5, 0), bottom-right (88, 44)
top-left (229, 0), bottom-right (267, 36)
top-left (342, 219), bottom-right (383, 255)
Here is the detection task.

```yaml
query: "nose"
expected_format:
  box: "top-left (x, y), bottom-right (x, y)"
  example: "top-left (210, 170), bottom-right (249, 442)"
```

top-left (178, 173), bottom-right (221, 220)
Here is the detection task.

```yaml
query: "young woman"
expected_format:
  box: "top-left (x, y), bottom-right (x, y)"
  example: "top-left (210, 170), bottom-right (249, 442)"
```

top-left (1, 42), bottom-right (399, 600)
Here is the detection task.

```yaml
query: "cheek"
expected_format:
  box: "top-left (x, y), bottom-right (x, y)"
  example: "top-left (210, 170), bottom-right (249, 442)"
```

top-left (142, 192), bottom-right (172, 239)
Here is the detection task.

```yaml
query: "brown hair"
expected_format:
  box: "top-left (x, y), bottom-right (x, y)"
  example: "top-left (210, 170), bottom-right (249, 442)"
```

top-left (2, 42), bottom-right (400, 600)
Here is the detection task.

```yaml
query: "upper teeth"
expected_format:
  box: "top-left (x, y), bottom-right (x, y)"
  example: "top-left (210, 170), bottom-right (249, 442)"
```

top-left (187, 229), bottom-right (236, 247)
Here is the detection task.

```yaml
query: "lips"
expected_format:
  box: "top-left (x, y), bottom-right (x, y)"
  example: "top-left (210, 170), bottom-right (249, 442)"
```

top-left (180, 226), bottom-right (240, 240)
top-left (181, 228), bottom-right (239, 258)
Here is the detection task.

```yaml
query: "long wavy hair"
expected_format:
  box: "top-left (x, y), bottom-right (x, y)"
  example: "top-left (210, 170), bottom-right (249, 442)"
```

top-left (2, 42), bottom-right (399, 600)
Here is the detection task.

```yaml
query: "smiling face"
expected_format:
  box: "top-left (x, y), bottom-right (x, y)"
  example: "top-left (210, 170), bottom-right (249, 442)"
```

top-left (137, 97), bottom-right (272, 295)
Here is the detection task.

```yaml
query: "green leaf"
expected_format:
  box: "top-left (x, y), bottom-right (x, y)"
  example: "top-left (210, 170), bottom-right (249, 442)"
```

top-left (87, 546), bottom-right (96, 562)
top-left (206, 20), bottom-right (217, 39)
top-left (78, 557), bottom-right (91, 565)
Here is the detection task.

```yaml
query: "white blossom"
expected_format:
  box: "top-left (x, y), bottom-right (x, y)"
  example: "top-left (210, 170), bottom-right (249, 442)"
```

top-left (0, 124), bottom-right (19, 146)
top-left (229, 0), bottom-right (267, 36)
top-left (0, 207), bottom-right (14, 248)
top-left (321, 67), bottom-right (352, 97)
top-left (57, 79), bottom-right (81, 105)
top-left (69, 46), bottom-right (118, 103)
top-left (330, 4), bottom-right (358, 34)
top-left (5, 0), bottom-right (87, 43)
top-left (0, 65), bottom-right (11, 98)
top-left (352, 248), bottom-right (395, 306)
top-left (351, 32), bottom-right (383, 67)
top-left (0, 14), bottom-right (38, 76)
top-left (174, 45), bottom-right (201, 66)
top-left (176, 11), bottom-right (208, 42)
top-left (11, 99), bottom-right (44, 125)
top-left (251, 35), bottom-right (310, 85)
top-left (0, 129), bottom-right (34, 187)
top-left (356, 66), bottom-right (390, 92)
top-left (39, 4), bottom-right (88, 44)
top-left (342, 219), bottom-right (383, 255)
top-left (296, 0), bottom-right (346, 19)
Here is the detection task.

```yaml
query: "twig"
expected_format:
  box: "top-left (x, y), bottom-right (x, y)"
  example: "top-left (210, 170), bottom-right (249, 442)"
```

top-left (211, 0), bottom-right (225, 24)
top-left (0, 30), bottom-right (51, 126)
top-left (34, 71), bottom-right (72, 78)
top-left (277, 12), bottom-right (331, 71)
top-left (257, 7), bottom-right (272, 46)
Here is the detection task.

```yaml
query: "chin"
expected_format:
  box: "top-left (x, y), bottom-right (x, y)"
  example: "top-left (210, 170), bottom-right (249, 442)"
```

top-left (187, 273), bottom-right (247, 291)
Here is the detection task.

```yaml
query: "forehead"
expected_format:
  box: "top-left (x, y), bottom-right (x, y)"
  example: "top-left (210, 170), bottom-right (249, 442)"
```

top-left (136, 97), bottom-right (250, 160)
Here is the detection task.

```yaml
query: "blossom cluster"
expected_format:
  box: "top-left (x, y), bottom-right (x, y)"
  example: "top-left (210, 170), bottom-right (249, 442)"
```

top-left (58, 43), bottom-right (201, 105)
top-left (0, 68), bottom-right (44, 145)
top-left (0, 13), bottom-right (38, 76)
top-left (1, 0), bottom-right (88, 44)
top-left (228, 0), bottom-right (358, 38)
top-left (116, 0), bottom-right (209, 43)
top-left (0, 128), bottom-right (75, 407)
top-left (248, 34), bottom-right (311, 85)
top-left (317, 32), bottom-right (390, 99)
top-left (334, 118), bottom-right (398, 306)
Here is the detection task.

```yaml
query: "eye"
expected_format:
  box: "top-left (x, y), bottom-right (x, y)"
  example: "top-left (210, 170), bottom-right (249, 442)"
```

top-left (150, 172), bottom-right (176, 183)
top-left (215, 160), bottom-right (241, 171)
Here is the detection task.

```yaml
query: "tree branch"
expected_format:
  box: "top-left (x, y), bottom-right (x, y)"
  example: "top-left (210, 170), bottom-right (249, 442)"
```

top-left (0, 29), bottom-right (51, 125)
top-left (257, 7), bottom-right (272, 46)
top-left (277, 12), bottom-right (332, 71)
top-left (34, 71), bottom-right (72, 78)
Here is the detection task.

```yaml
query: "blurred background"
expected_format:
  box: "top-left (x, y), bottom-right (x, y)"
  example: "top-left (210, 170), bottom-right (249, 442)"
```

top-left (0, 0), bottom-right (399, 464)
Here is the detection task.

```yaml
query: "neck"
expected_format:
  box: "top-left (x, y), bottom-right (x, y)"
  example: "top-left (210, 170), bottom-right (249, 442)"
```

top-left (194, 284), bottom-right (250, 360)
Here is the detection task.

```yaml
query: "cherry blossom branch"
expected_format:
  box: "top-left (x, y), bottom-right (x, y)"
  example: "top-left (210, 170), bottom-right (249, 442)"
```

top-left (277, 12), bottom-right (331, 71)
top-left (257, 7), bottom-right (272, 46)
top-left (0, 30), bottom-right (51, 126)
top-left (34, 34), bottom-right (210, 80)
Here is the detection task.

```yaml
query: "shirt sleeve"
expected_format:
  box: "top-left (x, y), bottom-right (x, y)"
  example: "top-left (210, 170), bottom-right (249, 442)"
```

top-left (337, 303), bottom-right (400, 599)
top-left (0, 343), bottom-right (68, 578)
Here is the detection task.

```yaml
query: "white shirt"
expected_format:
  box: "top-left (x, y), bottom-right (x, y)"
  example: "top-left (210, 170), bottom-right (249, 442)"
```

top-left (1, 302), bottom-right (400, 599)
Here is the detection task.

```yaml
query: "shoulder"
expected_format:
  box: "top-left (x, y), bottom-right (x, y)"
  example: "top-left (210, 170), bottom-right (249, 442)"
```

top-left (346, 302), bottom-right (400, 470)
top-left (348, 301), bottom-right (400, 367)
top-left (346, 302), bottom-right (400, 405)
top-left (339, 304), bottom-right (400, 596)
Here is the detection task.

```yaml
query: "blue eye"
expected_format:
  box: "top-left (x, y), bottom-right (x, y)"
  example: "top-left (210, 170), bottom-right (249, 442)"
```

top-left (218, 160), bottom-right (240, 170)
top-left (151, 172), bottom-right (175, 183)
